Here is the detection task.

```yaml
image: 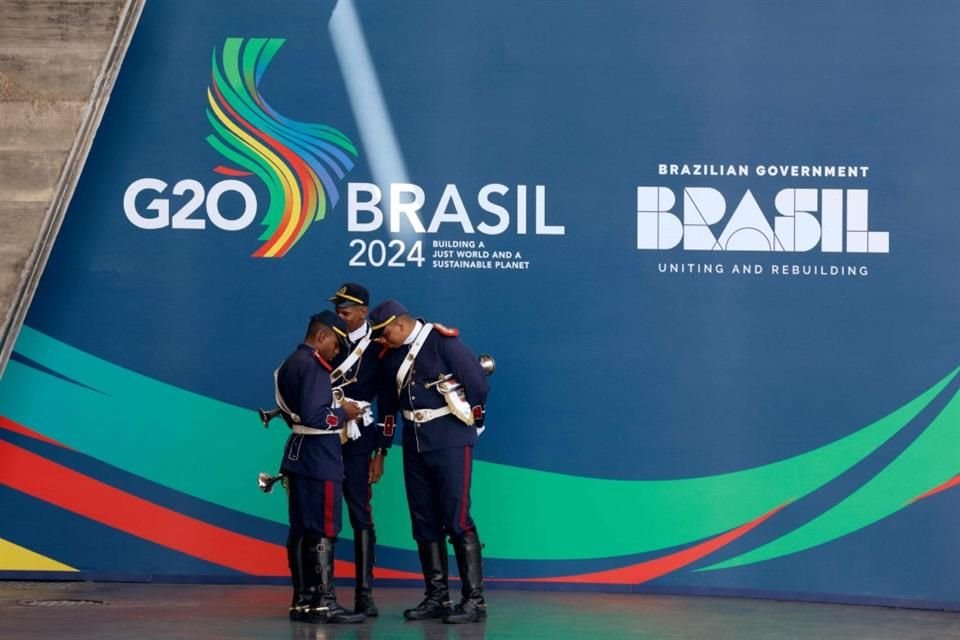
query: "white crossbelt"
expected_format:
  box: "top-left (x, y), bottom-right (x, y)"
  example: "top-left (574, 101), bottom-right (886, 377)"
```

top-left (276, 365), bottom-right (345, 437)
top-left (396, 323), bottom-right (434, 393)
top-left (292, 424), bottom-right (342, 436)
top-left (330, 328), bottom-right (372, 385)
top-left (403, 407), bottom-right (452, 423)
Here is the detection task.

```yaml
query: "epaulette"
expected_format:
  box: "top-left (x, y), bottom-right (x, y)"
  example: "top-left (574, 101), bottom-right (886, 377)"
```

top-left (432, 322), bottom-right (459, 337)
top-left (313, 351), bottom-right (333, 372)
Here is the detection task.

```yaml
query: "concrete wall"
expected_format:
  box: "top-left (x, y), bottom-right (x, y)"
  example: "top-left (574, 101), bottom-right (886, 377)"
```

top-left (0, 0), bottom-right (141, 374)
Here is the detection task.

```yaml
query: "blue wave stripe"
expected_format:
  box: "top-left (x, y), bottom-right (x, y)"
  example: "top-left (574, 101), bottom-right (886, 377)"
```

top-left (10, 351), bottom-right (104, 395)
top-left (0, 485), bottom-right (238, 576)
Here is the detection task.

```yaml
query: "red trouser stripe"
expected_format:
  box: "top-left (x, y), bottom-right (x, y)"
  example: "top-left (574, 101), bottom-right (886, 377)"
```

top-left (324, 480), bottom-right (335, 538)
top-left (460, 446), bottom-right (472, 531)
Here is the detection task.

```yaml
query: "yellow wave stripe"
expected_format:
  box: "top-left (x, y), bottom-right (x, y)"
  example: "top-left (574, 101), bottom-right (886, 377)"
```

top-left (0, 537), bottom-right (76, 571)
top-left (205, 89), bottom-right (303, 256)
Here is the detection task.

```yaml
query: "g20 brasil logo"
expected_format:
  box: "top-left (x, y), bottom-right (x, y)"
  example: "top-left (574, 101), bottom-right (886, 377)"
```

top-left (123, 37), bottom-right (357, 258)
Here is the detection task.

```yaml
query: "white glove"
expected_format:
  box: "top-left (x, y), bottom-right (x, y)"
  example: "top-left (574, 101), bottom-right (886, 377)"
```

top-left (343, 399), bottom-right (373, 441)
top-left (345, 420), bottom-right (362, 441)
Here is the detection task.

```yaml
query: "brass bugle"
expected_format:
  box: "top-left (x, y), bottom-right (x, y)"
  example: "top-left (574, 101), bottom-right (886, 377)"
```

top-left (258, 407), bottom-right (283, 428)
top-left (478, 354), bottom-right (496, 376)
top-left (424, 354), bottom-right (496, 390)
top-left (424, 374), bottom-right (454, 390)
top-left (257, 472), bottom-right (285, 494)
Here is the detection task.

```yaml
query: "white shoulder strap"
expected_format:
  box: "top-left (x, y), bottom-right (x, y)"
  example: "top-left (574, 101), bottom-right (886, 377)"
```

top-left (330, 329), bottom-right (373, 384)
top-left (396, 323), bottom-right (433, 393)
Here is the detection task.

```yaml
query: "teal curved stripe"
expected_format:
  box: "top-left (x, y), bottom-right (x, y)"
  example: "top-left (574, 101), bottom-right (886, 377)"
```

top-left (0, 326), bottom-right (954, 560)
top-left (1, 327), bottom-right (290, 526)
top-left (701, 384), bottom-right (960, 571)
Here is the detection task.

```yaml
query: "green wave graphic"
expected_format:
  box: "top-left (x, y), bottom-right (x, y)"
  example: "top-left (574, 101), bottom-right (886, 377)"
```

top-left (0, 326), bottom-right (954, 561)
top-left (701, 385), bottom-right (960, 570)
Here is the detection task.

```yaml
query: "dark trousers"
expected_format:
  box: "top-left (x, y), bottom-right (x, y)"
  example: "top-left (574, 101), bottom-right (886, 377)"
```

top-left (288, 474), bottom-right (343, 538)
top-left (343, 454), bottom-right (374, 531)
top-left (403, 444), bottom-right (476, 543)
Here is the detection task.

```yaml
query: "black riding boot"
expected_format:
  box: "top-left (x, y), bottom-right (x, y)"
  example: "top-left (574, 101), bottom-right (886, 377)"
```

top-left (353, 528), bottom-right (378, 616)
top-left (305, 536), bottom-right (366, 624)
top-left (443, 531), bottom-right (486, 624)
top-left (403, 540), bottom-right (453, 620)
top-left (287, 534), bottom-right (313, 621)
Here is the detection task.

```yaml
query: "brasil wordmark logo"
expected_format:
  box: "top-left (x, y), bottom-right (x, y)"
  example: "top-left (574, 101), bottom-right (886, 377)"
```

top-left (206, 37), bottom-right (357, 258)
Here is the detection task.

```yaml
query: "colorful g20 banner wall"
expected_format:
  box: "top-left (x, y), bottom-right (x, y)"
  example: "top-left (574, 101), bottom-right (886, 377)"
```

top-left (1, 0), bottom-right (958, 610)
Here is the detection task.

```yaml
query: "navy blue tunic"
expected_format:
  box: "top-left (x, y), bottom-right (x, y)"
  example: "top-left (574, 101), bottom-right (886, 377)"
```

top-left (380, 323), bottom-right (490, 542)
top-left (330, 325), bottom-right (395, 457)
top-left (381, 326), bottom-right (489, 453)
top-left (277, 343), bottom-right (348, 482)
top-left (328, 325), bottom-right (397, 532)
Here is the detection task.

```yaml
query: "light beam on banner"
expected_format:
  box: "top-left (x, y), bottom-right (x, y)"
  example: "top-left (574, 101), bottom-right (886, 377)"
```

top-left (329, 0), bottom-right (416, 242)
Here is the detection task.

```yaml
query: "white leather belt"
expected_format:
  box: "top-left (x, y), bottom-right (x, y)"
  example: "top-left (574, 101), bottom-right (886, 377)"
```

top-left (403, 407), bottom-right (452, 423)
top-left (292, 424), bottom-right (341, 436)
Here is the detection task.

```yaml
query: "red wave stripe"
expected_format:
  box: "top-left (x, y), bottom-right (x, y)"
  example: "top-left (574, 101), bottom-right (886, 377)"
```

top-left (4, 415), bottom-right (783, 584)
top-left (0, 416), bottom-right (69, 449)
top-left (375, 565), bottom-right (424, 579)
top-left (213, 165), bottom-right (253, 177)
top-left (911, 474), bottom-right (960, 504)
top-left (0, 439), bottom-right (285, 575)
top-left (0, 438), bottom-right (421, 578)
top-left (495, 503), bottom-right (788, 585)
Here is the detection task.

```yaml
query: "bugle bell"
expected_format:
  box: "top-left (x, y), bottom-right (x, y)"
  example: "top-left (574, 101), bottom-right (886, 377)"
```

top-left (257, 472), bottom-right (285, 494)
top-left (258, 407), bottom-right (283, 428)
top-left (424, 353), bottom-right (497, 390)
top-left (478, 354), bottom-right (496, 376)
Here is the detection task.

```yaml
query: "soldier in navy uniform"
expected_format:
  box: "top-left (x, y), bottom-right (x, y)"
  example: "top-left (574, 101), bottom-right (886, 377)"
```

top-left (327, 283), bottom-right (395, 616)
top-left (276, 310), bottom-right (366, 624)
top-left (369, 299), bottom-right (490, 624)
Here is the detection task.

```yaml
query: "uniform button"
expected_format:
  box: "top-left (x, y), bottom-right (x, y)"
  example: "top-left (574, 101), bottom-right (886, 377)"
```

top-left (411, 395), bottom-right (417, 400)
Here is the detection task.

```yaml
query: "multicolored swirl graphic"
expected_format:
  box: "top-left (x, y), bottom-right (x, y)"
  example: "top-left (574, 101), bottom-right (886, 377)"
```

top-left (205, 38), bottom-right (357, 258)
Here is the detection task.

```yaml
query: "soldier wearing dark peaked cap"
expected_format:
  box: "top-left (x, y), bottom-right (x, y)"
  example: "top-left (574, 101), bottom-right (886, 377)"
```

top-left (275, 310), bottom-right (365, 624)
top-left (327, 282), bottom-right (396, 617)
top-left (370, 299), bottom-right (490, 624)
